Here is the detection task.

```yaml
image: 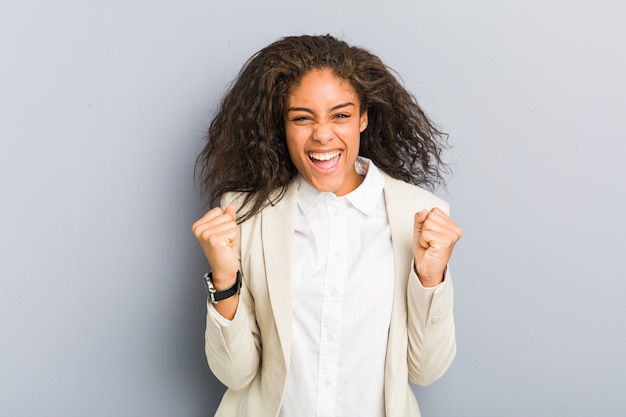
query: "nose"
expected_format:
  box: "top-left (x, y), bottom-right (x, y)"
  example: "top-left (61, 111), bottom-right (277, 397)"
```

top-left (313, 122), bottom-right (334, 144)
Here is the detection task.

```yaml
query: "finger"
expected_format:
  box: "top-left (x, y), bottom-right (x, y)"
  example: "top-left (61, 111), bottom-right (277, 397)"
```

top-left (224, 204), bottom-right (237, 222)
top-left (197, 206), bottom-right (224, 223)
top-left (204, 228), bottom-right (238, 249)
top-left (193, 208), bottom-right (236, 236)
top-left (414, 209), bottom-right (429, 232)
top-left (192, 207), bottom-right (225, 234)
top-left (196, 219), bottom-right (237, 240)
top-left (201, 216), bottom-right (237, 245)
top-left (417, 228), bottom-right (443, 250)
top-left (418, 220), bottom-right (462, 252)
top-left (414, 209), bottom-right (429, 249)
top-left (420, 208), bottom-right (450, 229)
top-left (420, 208), bottom-right (462, 237)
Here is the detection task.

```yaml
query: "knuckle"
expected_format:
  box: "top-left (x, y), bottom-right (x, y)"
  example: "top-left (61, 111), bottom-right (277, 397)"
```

top-left (205, 231), bottom-right (218, 242)
top-left (192, 224), bottom-right (204, 238)
top-left (202, 231), bottom-right (218, 245)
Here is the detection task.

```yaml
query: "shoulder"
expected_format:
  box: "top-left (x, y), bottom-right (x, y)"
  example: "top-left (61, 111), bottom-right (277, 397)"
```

top-left (220, 180), bottom-right (299, 222)
top-left (220, 191), bottom-right (249, 212)
top-left (381, 172), bottom-right (450, 215)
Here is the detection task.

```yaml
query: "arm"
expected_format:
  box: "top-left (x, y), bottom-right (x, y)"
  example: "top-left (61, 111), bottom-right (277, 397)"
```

top-left (193, 202), bottom-right (261, 390)
top-left (406, 267), bottom-right (456, 385)
top-left (407, 207), bottom-right (462, 385)
top-left (204, 277), bottom-right (261, 390)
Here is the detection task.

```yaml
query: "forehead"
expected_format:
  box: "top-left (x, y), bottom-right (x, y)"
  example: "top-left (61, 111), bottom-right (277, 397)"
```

top-left (286, 69), bottom-right (358, 103)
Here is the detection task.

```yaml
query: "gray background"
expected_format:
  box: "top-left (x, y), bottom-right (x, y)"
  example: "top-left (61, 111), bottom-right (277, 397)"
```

top-left (2, 0), bottom-right (625, 416)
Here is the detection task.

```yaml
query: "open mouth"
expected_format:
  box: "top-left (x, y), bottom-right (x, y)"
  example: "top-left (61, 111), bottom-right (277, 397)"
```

top-left (308, 151), bottom-right (342, 170)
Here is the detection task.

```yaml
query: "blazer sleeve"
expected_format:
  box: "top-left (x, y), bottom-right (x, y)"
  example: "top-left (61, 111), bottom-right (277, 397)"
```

top-left (405, 193), bottom-right (456, 386)
top-left (204, 284), bottom-right (262, 391)
top-left (406, 267), bottom-right (456, 386)
top-left (203, 193), bottom-right (262, 391)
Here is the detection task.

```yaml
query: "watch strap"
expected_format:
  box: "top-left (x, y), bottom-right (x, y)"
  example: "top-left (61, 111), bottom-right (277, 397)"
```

top-left (204, 271), bottom-right (242, 304)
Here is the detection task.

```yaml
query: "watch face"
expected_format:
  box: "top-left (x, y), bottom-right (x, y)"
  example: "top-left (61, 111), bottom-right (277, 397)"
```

top-left (203, 273), bottom-right (215, 292)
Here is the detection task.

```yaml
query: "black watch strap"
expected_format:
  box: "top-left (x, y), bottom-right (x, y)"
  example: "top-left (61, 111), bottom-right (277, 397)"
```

top-left (204, 271), bottom-right (242, 304)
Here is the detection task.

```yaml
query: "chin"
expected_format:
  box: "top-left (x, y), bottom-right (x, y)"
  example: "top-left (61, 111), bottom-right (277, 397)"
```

top-left (311, 179), bottom-right (342, 193)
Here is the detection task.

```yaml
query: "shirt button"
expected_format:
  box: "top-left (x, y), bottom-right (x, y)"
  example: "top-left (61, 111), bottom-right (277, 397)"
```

top-left (327, 333), bottom-right (334, 341)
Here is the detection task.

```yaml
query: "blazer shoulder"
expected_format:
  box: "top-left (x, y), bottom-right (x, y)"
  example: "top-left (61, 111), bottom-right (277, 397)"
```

top-left (220, 181), bottom-right (299, 223)
top-left (382, 174), bottom-right (450, 215)
top-left (220, 191), bottom-right (247, 211)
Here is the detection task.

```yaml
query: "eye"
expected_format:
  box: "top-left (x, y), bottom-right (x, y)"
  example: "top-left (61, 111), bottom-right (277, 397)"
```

top-left (333, 113), bottom-right (350, 120)
top-left (290, 115), bottom-right (312, 123)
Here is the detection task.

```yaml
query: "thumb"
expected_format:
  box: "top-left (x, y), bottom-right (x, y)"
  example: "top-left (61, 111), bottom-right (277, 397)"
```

top-left (224, 204), bottom-right (237, 222)
top-left (413, 209), bottom-right (429, 250)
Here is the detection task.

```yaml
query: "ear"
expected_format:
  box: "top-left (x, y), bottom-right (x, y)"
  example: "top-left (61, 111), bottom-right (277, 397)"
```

top-left (359, 110), bottom-right (368, 132)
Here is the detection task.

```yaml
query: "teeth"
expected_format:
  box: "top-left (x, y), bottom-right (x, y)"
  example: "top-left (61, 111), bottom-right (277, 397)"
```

top-left (309, 151), bottom-right (340, 161)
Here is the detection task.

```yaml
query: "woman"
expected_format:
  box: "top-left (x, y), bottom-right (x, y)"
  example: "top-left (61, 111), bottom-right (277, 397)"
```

top-left (193, 34), bottom-right (462, 417)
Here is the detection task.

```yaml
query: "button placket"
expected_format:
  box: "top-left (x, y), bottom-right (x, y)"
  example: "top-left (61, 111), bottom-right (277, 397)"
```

top-left (315, 198), bottom-right (347, 417)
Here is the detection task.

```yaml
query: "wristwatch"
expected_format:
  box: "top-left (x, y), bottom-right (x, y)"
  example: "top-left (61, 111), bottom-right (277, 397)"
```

top-left (203, 271), bottom-right (242, 304)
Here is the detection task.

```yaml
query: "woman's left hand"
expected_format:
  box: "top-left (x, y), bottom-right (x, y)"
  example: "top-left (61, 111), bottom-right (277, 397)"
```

top-left (413, 208), bottom-right (462, 287)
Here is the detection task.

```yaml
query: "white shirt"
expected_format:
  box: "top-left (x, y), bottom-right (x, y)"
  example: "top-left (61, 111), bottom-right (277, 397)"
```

top-left (279, 158), bottom-right (395, 417)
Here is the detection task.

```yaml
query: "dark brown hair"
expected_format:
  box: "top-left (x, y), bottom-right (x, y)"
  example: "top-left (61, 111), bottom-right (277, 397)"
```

top-left (196, 34), bottom-right (449, 222)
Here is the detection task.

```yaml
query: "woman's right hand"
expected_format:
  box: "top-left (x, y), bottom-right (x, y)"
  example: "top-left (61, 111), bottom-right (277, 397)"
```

top-left (192, 204), bottom-right (240, 290)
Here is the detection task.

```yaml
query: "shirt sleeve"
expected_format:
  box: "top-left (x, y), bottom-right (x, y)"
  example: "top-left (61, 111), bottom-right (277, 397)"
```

top-left (208, 302), bottom-right (238, 327)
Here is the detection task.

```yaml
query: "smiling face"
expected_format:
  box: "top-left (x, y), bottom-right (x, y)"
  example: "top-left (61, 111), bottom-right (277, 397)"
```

top-left (284, 69), bottom-right (368, 196)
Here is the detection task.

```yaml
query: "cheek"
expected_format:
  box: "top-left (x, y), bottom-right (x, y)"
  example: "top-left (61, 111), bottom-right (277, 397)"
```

top-left (284, 132), bottom-right (304, 165)
top-left (338, 124), bottom-right (362, 150)
top-left (285, 127), bottom-right (308, 150)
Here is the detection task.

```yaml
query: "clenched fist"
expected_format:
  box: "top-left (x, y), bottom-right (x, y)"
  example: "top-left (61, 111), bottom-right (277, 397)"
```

top-left (413, 208), bottom-right (462, 287)
top-left (192, 204), bottom-right (240, 290)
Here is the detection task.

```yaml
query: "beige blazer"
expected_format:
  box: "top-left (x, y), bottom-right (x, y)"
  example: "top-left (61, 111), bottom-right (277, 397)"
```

top-left (205, 173), bottom-right (456, 417)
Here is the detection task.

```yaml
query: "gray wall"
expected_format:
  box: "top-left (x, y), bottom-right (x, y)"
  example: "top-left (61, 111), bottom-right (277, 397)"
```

top-left (2, 1), bottom-right (625, 416)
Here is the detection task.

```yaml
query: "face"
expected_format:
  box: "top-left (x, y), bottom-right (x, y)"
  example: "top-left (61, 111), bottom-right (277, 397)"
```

top-left (284, 69), bottom-right (368, 196)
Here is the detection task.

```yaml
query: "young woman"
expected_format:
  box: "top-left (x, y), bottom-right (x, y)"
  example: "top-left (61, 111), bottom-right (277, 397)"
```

top-left (193, 34), bottom-right (462, 417)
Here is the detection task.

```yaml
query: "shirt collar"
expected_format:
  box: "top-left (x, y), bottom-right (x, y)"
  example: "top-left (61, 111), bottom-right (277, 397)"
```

top-left (296, 157), bottom-right (385, 216)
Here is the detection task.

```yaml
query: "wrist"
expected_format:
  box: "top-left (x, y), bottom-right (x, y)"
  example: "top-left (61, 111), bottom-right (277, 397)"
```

top-left (414, 264), bottom-right (446, 287)
top-left (207, 269), bottom-right (238, 290)
top-left (211, 274), bottom-right (238, 290)
top-left (203, 271), bottom-right (242, 304)
top-left (418, 276), bottom-right (444, 288)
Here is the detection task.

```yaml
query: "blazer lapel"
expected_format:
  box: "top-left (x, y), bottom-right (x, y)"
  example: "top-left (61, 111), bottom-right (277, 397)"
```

top-left (383, 173), bottom-right (415, 290)
top-left (260, 182), bottom-right (298, 365)
top-left (382, 173), bottom-right (418, 414)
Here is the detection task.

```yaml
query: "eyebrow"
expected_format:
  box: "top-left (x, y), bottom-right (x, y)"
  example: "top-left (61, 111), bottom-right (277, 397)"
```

top-left (286, 102), bottom-right (355, 113)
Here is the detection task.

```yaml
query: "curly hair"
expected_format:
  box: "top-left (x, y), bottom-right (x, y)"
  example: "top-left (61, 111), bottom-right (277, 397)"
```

top-left (196, 34), bottom-right (449, 223)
